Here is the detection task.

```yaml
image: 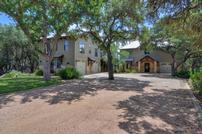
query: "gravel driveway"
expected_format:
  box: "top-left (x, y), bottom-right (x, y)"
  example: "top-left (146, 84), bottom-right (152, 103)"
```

top-left (0, 73), bottom-right (201, 134)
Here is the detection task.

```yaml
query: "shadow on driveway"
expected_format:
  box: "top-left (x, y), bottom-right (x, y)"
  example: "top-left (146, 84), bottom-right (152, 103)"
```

top-left (117, 88), bottom-right (200, 134)
top-left (0, 77), bottom-right (150, 107)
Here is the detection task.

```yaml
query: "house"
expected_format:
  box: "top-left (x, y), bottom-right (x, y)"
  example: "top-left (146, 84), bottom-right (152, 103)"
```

top-left (120, 41), bottom-right (172, 73)
top-left (40, 35), bottom-right (101, 75)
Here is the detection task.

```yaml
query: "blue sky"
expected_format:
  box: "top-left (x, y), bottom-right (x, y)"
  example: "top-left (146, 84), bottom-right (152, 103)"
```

top-left (0, 12), bottom-right (15, 25)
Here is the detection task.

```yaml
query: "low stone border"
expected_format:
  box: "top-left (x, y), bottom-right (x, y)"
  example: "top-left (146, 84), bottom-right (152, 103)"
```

top-left (186, 82), bottom-right (202, 127)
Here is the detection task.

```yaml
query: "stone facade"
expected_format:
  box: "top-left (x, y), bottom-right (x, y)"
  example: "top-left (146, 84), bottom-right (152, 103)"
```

top-left (121, 47), bottom-right (172, 73)
top-left (40, 36), bottom-right (101, 75)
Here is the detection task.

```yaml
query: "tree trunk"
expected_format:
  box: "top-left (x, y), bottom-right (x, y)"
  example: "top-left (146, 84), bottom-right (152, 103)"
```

top-left (171, 54), bottom-right (176, 76)
top-left (42, 0), bottom-right (51, 80)
top-left (42, 35), bottom-right (51, 80)
top-left (43, 55), bottom-right (51, 80)
top-left (107, 50), bottom-right (114, 80)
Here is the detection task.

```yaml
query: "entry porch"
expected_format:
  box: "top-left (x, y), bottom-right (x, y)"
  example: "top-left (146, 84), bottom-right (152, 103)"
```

top-left (137, 55), bottom-right (159, 73)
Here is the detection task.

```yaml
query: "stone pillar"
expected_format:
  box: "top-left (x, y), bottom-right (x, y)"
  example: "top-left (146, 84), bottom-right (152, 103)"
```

top-left (138, 61), bottom-right (141, 72)
top-left (154, 61), bottom-right (157, 73)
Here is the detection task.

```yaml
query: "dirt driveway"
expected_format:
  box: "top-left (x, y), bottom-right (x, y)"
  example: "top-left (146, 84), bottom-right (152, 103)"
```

top-left (0, 73), bottom-right (201, 134)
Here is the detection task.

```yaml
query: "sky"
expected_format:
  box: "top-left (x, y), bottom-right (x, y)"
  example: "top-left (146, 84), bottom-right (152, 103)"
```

top-left (0, 12), bottom-right (15, 25)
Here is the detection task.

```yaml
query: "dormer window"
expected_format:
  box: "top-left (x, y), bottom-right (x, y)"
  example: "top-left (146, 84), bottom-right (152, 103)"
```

top-left (64, 39), bottom-right (69, 51)
top-left (79, 41), bottom-right (85, 53)
top-left (144, 51), bottom-right (150, 55)
top-left (95, 48), bottom-right (98, 57)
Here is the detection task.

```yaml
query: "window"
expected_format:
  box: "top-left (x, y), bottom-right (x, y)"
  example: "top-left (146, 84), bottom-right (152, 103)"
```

top-left (95, 48), bottom-right (98, 57)
top-left (89, 49), bottom-right (91, 54)
top-left (79, 41), bottom-right (85, 53)
top-left (56, 43), bottom-right (58, 51)
top-left (144, 51), bottom-right (150, 55)
top-left (64, 39), bottom-right (69, 51)
top-left (56, 58), bottom-right (63, 68)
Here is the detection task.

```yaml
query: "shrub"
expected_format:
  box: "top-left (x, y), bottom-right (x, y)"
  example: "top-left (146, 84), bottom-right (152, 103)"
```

top-left (124, 68), bottom-right (137, 73)
top-left (190, 68), bottom-right (202, 94)
top-left (57, 67), bottom-right (81, 80)
top-left (35, 69), bottom-right (43, 76)
top-left (0, 70), bottom-right (24, 78)
top-left (176, 70), bottom-right (190, 78)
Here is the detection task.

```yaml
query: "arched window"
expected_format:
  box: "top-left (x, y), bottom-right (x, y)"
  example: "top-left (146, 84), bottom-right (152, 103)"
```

top-left (64, 39), bottom-right (69, 51)
top-left (79, 41), bottom-right (85, 53)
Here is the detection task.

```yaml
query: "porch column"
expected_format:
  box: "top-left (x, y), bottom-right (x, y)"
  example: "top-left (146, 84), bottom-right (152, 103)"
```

top-left (154, 61), bottom-right (157, 73)
top-left (138, 61), bottom-right (141, 72)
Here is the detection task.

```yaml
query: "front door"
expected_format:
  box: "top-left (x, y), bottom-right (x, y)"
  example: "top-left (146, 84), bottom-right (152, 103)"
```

top-left (144, 63), bottom-right (150, 72)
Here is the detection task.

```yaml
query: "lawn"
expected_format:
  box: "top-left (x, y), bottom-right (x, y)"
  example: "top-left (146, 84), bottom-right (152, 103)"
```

top-left (0, 73), bottom-right (60, 94)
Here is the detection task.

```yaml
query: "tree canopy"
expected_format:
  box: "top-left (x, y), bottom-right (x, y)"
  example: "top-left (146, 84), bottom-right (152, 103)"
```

top-left (77, 0), bottom-right (145, 79)
top-left (0, 25), bottom-right (39, 75)
top-left (0, 0), bottom-right (201, 78)
top-left (0, 0), bottom-right (81, 80)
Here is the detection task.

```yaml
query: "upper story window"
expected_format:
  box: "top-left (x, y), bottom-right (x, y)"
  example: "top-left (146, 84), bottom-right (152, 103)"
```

top-left (144, 51), bottom-right (150, 55)
top-left (79, 41), bottom-right (85, 53)
top-left (56, 43), bottom-right (58, 51)
top-left (89, 49), bottom-right (91, 54)
top-left (95, 48), bottom-right (98, 57)
top-left (64, 39), bottom-right (69, 51)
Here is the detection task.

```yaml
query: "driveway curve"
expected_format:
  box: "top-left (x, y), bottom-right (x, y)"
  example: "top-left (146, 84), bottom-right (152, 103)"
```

top-left (0, 73), bottom-right (201, 134)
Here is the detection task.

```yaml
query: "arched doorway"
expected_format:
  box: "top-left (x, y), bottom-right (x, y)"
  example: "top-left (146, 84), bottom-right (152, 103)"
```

top-left (144, 63), bottom-right (150, 72)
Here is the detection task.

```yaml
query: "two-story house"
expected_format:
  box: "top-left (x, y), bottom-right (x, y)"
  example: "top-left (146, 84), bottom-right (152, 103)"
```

top-left (40, 34), bottom-right (101, 75)
top-left (120, 41), bottom-right (172, 73)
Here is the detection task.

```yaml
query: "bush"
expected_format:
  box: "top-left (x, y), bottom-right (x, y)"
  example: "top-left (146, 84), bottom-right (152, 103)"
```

top-left (35, 69), bottom-right (43, 76)
top-left (0, 70), bottom-right (24, 78)
top-left (176, 70), bottom-right (190, 78)
top-left (190, 68), bottom-right (202, 94)
top-left (57, 67), bottom-right (81, 80)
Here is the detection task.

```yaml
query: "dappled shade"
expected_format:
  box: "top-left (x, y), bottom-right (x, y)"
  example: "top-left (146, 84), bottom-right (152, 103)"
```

top-left (117, 89), bottom-right (200, 133)
top-left (0, 76), bottom-right (149, 107)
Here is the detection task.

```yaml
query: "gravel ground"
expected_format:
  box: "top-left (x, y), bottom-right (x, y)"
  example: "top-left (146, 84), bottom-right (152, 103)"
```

top-left (0, 73), bottom-right (201, 134)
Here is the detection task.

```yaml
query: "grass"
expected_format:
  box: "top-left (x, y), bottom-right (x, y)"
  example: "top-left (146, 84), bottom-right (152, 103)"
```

top-left (0, 73), bottom-right (60, 94)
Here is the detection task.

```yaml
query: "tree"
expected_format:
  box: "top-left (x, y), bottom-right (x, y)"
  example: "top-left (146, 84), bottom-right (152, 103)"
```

top-left (144, 0), bottom-right (202, 75)
top-left (151, 18), bottom-right (202, 76)
top-left (0, 25), bottom-right (39, 75)
top-left (105, 43), bottom-right (130, 72)
top-left (0, 0), bottom-right (80, 80)
top-left (78, 0), bottom-right (144, 79)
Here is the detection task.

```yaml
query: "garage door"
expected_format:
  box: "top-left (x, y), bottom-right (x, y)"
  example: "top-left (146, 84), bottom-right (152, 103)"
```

top-left (160, 63), bottom-right (171, 73)
top-left (92, 63), bottom-right (98, 73)
top-left (76, 61), bottom-right (86, 75)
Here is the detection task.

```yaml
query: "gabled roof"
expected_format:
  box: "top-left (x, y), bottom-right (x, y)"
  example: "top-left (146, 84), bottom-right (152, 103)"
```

top-left (88, 56), bottom-right (96, 62)
top-left (135, 54), bottom-right (160, 62)
top-left (120, 41), bottom-right (140, 50)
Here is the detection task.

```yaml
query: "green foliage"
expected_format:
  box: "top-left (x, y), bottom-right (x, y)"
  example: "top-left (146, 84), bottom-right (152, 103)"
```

top-left (0, 71), bottom-right (24, 79)
top-left (79, 0), bottom-right (144, 79)
top-left (151, 16), bottom-right (202, 76)
top-left (57, 67), bottom-right (81, 80)
top-left (190, 68), bottom-right (202, 94)
top-left (110, 43), bottom-right (131, 73)
top-left (125, 68), bottom-right (137, 73)
top-left (0, 73), bottom-right (60, 94)
top-left (115, 64), bottom-right (137, 73)
top-left (0, 0), bottom-right (81, 80)
top-left (0, 25), bottom-right (39, 74)
top-left (35, 69), bottom-right (43, 76)
top-left (176, 70), bottom-right (190, 79)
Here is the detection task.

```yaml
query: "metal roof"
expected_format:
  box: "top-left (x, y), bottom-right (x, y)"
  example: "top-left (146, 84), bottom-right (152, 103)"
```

top-left (120, 41), bottom-right (140, 50)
